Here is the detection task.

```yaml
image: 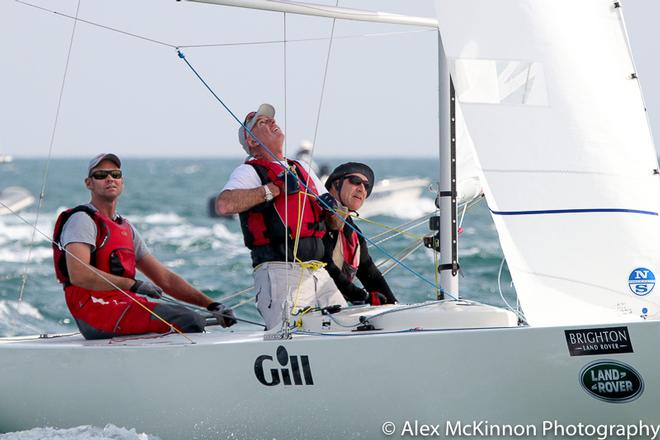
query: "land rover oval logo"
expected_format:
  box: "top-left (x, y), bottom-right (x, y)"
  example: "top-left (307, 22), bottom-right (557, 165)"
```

top-left (580, 360), bottom-right (644, 403)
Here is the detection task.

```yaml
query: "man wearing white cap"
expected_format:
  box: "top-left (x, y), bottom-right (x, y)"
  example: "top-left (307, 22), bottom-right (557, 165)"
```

top-left (52, 153), bottom-right (236, 339)
top-left (216, 104), bottom-right (347, 330)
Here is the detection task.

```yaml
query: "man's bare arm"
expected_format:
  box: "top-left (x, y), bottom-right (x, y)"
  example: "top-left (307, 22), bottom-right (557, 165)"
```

top-left (65, 242), bottom-right (135, 291)
top-left (216, 183), bottom-right (280, 215)
top-left (137, 254), bottom-right (214, 308)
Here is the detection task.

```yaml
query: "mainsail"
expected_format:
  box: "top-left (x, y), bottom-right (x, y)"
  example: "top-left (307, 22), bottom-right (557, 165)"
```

top-left (435, 0), bottom-right (660, 325)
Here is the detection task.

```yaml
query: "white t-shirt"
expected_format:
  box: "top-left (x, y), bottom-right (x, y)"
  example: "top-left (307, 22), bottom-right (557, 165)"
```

top-left (222, 159), bottom-right (328, 195)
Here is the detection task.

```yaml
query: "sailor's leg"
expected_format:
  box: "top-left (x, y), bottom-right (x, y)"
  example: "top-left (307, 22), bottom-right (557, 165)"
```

top-left (64, 285), bottom-right (204, 339)
top-left (314, 267), bottom-right (348, 309)
top-left (254, 262), bottom-right (316, 330)
top-left (150, 303), bottom-right (206, 333)
top-left (254, 263), bottom-right (278, 330)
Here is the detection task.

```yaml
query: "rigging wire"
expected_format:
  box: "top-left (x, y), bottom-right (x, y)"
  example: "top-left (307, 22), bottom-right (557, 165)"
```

top-left (283, 12), bottom-right (290, 324)
top-left (15, 0), bottom-right (175, 48)
top-left (16, 1), bottom-right (433, 50)
top-left (292, 0), bottom-right (339, 255)
top-left (18, 0), bottom-right (82, 303)
top-left (497, 256), bottom-right (525, 323)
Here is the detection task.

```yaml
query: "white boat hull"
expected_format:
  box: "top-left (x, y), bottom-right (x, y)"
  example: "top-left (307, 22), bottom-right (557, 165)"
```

top-left (1, 316), bottom-right (658, 439)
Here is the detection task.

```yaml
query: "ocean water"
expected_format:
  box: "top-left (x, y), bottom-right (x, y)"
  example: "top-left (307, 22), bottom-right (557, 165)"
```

top-left (0, 158), bottom-right (513, 439)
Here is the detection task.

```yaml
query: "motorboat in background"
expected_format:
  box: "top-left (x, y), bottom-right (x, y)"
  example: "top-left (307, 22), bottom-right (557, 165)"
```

top-left (0, 153), bottom-right (13, 164)
top-left (0, 186), bottom-right (35, 216)
top-left (358, 176), bottom-right (431, 217)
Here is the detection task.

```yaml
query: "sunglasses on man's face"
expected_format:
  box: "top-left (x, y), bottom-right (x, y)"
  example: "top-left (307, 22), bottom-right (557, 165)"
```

top-left (344, 175), bottom-right (370, 191)
top-left (90, 170), bottom-right (123, 180)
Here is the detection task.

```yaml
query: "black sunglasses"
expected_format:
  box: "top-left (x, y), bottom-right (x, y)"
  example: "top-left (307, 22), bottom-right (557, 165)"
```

top-left (344, 175), bottom-right (370, 191)
top-left (90, 170), bottom-right (123, 180)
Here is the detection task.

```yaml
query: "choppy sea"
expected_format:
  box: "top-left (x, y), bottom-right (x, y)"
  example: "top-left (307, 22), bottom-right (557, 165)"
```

top-left (0, 158), bottom-right (512, 440)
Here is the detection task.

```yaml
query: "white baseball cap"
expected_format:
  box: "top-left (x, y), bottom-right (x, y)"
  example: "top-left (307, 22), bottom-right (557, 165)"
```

top-left (237, 103), bottom-right (275, 155)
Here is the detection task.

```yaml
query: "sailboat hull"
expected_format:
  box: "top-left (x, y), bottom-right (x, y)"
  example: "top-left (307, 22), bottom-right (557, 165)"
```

top-left (1, 320), bottom-right (657, 439)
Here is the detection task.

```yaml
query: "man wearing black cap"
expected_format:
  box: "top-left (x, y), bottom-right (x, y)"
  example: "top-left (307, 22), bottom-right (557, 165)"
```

top-left (216, 103), bottom-right (347, 330)
top-left (52, 153), bottom-right (236, 339)
top-left (323, 162), bottom-right (398, 306)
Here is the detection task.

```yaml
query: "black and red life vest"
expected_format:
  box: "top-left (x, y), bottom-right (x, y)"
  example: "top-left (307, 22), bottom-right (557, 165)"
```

top-left (52, 205), bottom-right (136, 286)
top-left (331, 225), bottom-right (361, 282)
top-left (239, 159), bottom-right (325, 248)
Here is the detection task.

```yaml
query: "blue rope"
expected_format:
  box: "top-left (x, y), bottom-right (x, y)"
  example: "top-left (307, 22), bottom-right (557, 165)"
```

top-left (176, 49), bottom-right (445, 295)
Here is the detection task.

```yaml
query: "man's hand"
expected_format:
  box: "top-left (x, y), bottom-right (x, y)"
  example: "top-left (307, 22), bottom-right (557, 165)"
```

top-left (366, 291), bottom-right (388, 306)
top-left (318, 193), bottom-right (338, 211)
top-left (130, 279), bottom-right (163, 299)
top-left (207, 302), bottom-right (237, 328)
top-left (275, 171), bottom-right (300, 194)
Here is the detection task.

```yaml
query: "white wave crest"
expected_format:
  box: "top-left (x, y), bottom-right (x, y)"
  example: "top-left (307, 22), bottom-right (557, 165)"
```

top-left (0, 222), bottom-right (52, 243)
top-left (0, 424), bottom-right (161, 440)
top-left (0, 247), bottom-right (52, 263)
top-left (142, 222), bottom-right (243, 251)
top-left (0, 300), bottom-right (44, 320)
top-left (211, 222), bottom-right (239, 241)
top-left (136, 212), bottom-right (184, 225)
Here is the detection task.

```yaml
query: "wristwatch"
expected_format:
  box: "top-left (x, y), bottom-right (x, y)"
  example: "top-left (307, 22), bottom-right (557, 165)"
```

top-left (263, 184), bottom-right (274, 202)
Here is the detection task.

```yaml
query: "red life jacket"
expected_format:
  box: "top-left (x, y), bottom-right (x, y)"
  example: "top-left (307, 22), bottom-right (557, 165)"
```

top-left (52, 205), bottom-right (136, 286)
top-left (239, 159), bottom-right (325, 250)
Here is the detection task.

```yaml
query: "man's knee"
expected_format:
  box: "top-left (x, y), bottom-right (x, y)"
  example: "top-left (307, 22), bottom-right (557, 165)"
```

top-left (153, 304), bottom-right (206, 333)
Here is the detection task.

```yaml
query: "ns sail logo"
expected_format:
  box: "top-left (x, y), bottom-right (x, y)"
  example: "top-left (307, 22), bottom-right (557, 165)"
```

top-left (254, 346), bottom-right (314, 386)
top-left (628, 268), bottom-right (655, 296)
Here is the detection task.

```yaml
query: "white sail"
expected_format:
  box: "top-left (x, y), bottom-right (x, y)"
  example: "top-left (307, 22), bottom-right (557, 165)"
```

top-left (434, 0), bottom-right (660, 325)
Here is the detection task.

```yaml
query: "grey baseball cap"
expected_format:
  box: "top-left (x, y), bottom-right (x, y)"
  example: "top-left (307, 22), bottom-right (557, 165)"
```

top-left (237, 103), bottom-right (275, 155)
top-left (88, 153), bottom-right (121, 175)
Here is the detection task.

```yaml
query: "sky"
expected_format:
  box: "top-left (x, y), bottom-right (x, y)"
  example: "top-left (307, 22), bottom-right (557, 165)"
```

top-left (0, 0), bottom-right (658, 158)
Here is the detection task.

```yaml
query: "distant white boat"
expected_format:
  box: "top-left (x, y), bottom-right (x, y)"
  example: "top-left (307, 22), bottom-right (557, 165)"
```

top-left (0, 186), bottom-right (35, 216)
top-left (0, 153), bottom-right (12, 164)
top-left (359, 176), bottom-right (431, 217)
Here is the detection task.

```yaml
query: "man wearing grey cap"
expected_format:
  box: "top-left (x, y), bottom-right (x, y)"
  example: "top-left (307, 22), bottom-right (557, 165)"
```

top-left (52, 153), bottom-right (236, 339)
top-left (216, 103), bottom-right (347, 330)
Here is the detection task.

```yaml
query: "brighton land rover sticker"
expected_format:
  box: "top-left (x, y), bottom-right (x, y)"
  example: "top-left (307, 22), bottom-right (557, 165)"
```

top-left (565, 326), bottom-right (633, 356)
top-left (580, 360), bottom-right (644, 403)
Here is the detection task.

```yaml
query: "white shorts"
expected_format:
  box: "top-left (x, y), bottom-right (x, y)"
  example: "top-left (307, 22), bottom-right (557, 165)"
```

top-left (254, 261), bottom-right (348, 330)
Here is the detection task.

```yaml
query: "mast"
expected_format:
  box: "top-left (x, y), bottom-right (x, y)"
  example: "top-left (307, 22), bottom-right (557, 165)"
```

top-left (436, 29), bottom-right (458, 299)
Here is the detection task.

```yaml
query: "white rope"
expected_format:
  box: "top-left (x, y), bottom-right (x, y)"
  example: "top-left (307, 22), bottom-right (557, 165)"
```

top-left (497, 256), bottom-right (525, 323)
top-left (293, 0), bottom-right (339, 242)
top-left (18, 0), bottom-right (82, 303)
